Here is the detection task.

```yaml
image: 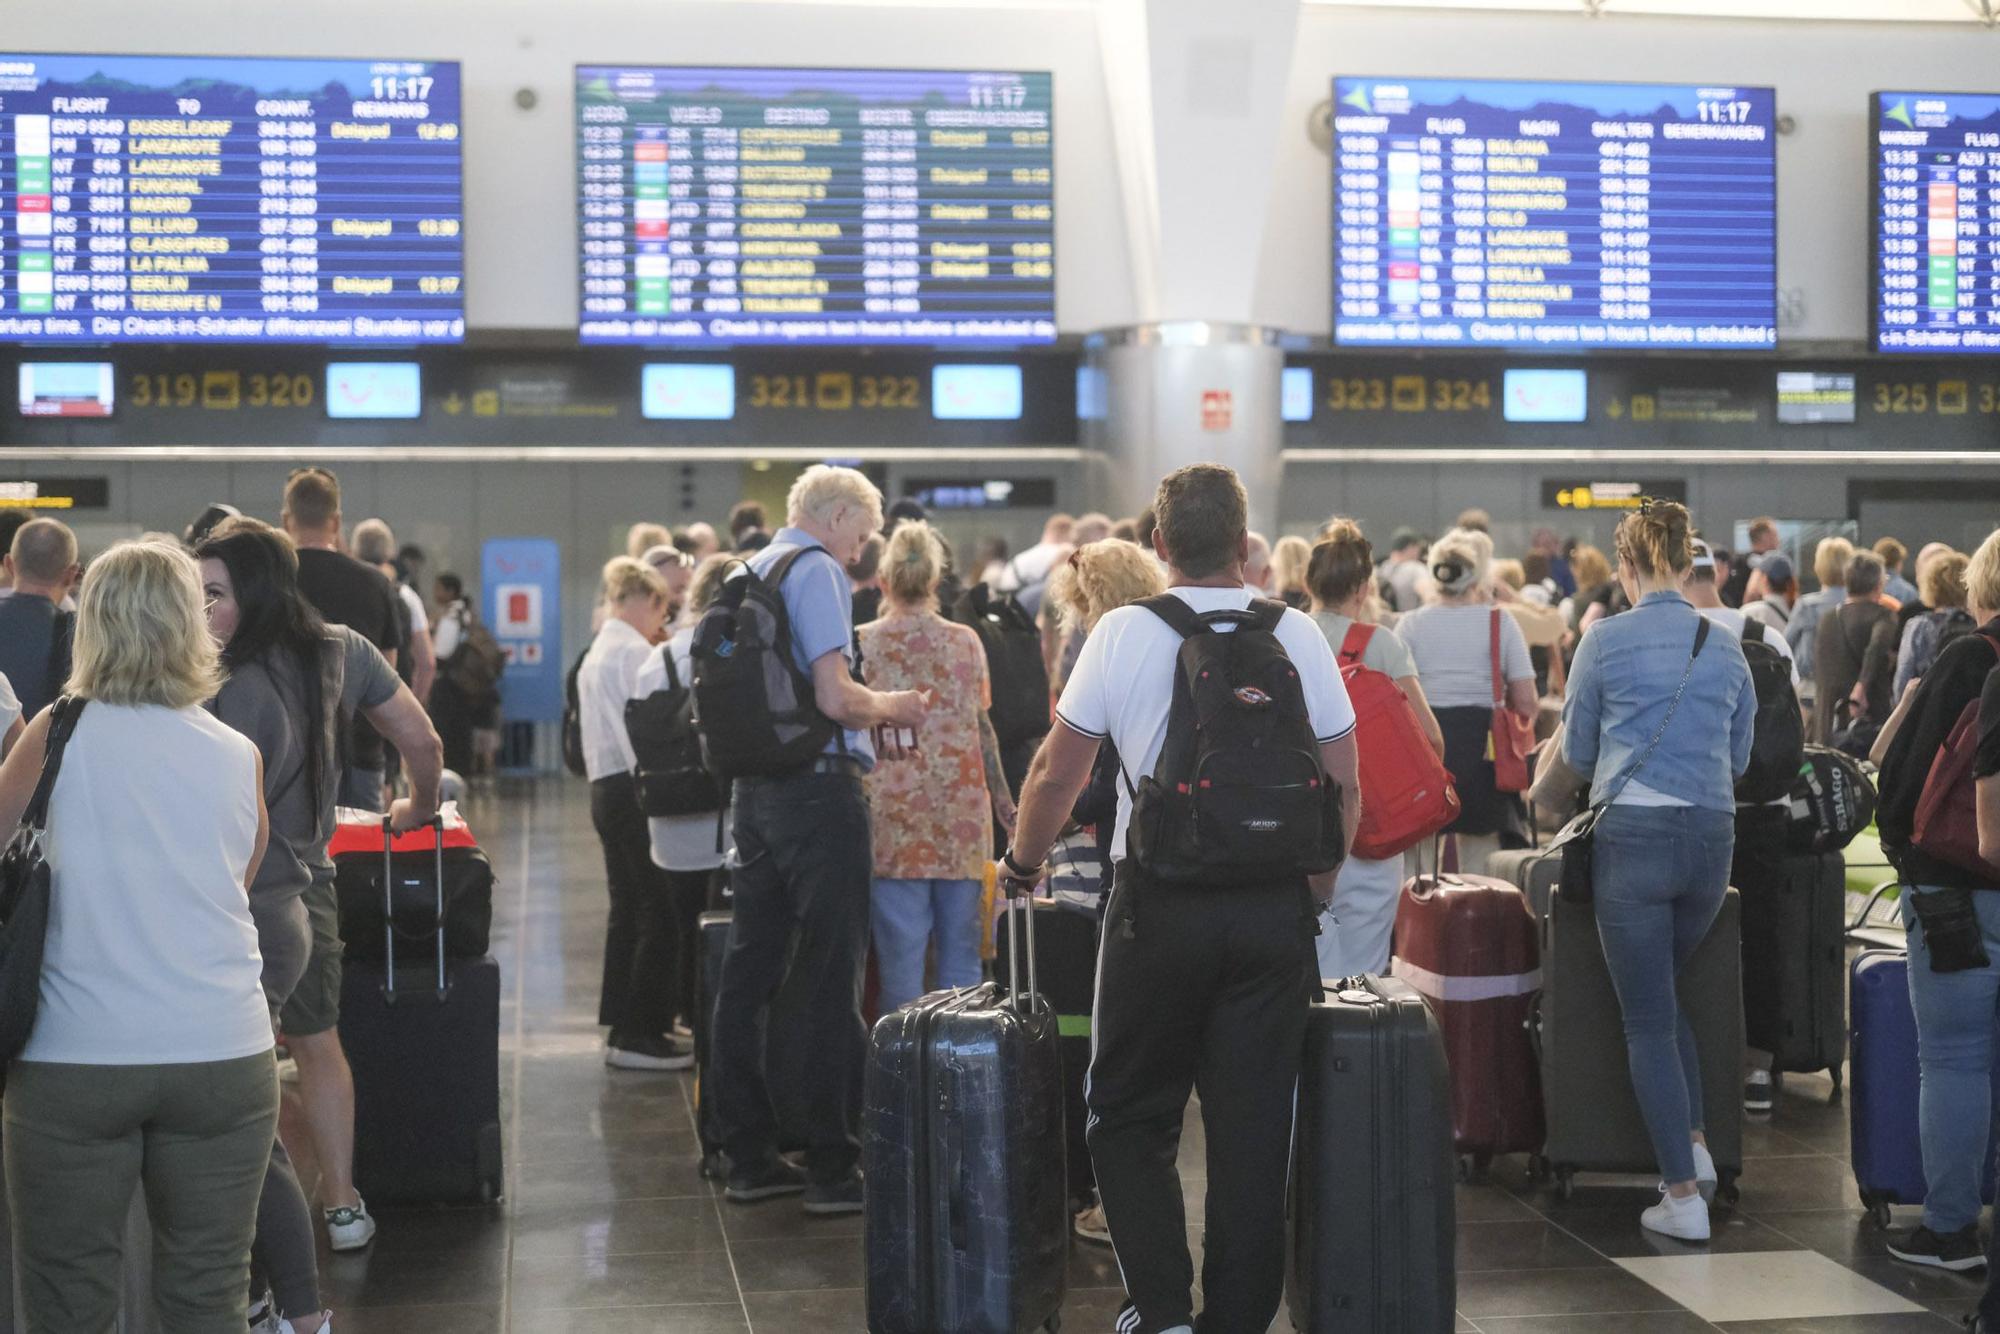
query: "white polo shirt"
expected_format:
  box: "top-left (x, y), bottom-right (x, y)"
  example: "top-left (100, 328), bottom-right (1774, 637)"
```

top-left (1055, 587), bottom-right (1357, 860)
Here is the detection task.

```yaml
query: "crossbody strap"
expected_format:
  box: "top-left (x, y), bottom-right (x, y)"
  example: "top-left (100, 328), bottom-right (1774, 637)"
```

top-left (660, 642), bottom-right (682, 694)
top-left (1599, 617), bottom-right (1711, 808)
top-left (20, 695), bottom-right (86, 833)
top-left (1489, 609), bottom-right (1505, 708)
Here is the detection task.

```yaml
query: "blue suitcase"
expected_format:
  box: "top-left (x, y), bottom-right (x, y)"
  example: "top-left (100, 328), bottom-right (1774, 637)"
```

top-left (1849, 948), bottom-right (2000, 1227)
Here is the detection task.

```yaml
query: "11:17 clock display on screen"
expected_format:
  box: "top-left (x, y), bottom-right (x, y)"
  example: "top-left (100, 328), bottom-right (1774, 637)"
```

top-left (1331, 77), bottom-right (1778, 352)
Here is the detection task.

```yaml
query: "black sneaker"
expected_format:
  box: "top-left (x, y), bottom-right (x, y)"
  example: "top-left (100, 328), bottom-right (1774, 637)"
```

top-left (724, 1156), bottom-right (808, 1204)
top-left (1744, 1070), bottom-right (1774, 1115)
top-left (1888, 1223), bottom-right (1986, 1272)
top-left (802, 1171), bottom-right (865, 1215)
top-left (605, 1031), bottom-right (693, 1071)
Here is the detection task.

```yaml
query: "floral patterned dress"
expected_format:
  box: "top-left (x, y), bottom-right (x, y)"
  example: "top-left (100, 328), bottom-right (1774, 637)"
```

top-left (858, 609), bottom-right (993, 881)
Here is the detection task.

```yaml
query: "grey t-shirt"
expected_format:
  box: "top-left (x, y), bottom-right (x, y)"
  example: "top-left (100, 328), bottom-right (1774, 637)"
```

top-left (210, 626), bottom-right (400, 901)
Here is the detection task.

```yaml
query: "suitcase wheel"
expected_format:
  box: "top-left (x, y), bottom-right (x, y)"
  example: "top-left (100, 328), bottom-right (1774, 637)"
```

top-left (1555, 1167), bottom-right (1576, 1202)
top-left (1718, 1170), bottom-right (1740, 1207)
top-left (1860, 1189), bottom-right (1893, 1231)
top-left (1827, 1066), bottom-right (1844, 1104)
top-left (1457, 1151), bottom-right (1493, 1183)
top-left (1042, 1315), bottom-right (1061, 1334)
top-left (700, 1149), bottom-right (729, 1181)
top-left (477, 1124), bottom-right (505, 1205)
top-left (1527, 1154), bottom-right (1551, 1183)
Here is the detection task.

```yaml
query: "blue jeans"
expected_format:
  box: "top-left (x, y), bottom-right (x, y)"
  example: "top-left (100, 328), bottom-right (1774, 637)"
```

top-left (871, 877), bottom-right (984, 1013)
top-left (1592, 803), bottom-right (1733, 1185)
top-left (1901, 886), bottom-right (2000, 1234)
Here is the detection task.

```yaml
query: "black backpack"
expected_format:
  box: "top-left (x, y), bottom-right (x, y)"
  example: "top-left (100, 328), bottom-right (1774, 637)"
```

top-left (948, 582), bottom-right (1050, 750)
top-left (444, 614), bottom-right (506, 704)
top-left (561, 645), bottom-right (590, 778)
top-left (691, 549), bottom-right (840, 779)
top-left (625, 645), bottom-right (723, 817)
top-left (1736, 618), bottom-right (1805, 804)
top-left (1786, 744), bottom-right (1878, 854)
top-left (1124, 595), bottom-right (1343, 885)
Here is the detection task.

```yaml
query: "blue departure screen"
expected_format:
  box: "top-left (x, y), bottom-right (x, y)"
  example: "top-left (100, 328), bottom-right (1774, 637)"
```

top-left (1332, 78), bottom-right (1776, 351)
top-left (1874, 92), bottom-right (2000, 354)
top-left (0, 53), bottom-right (464, 344)
top-left (577, 66), bottom-right (1055, 346)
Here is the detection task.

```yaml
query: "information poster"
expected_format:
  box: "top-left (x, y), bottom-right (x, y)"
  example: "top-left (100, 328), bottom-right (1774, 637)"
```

top-left (1332, 77), bottom-right (1777, 351)
top-left (0, 52), bottom-right (465, 344)
top-left (576, 65), bottom-right (1055, 345)
top-left (481, 538), bottom-right (562, 724)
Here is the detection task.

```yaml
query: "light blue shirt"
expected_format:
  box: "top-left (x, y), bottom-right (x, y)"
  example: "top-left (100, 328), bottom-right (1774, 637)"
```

top-left (1563, 591), bottom-right (1757, 814)
top-left (1786, 584), bottom-right (1844, 687)
top-left (748, 527), bottom-right (876, 771)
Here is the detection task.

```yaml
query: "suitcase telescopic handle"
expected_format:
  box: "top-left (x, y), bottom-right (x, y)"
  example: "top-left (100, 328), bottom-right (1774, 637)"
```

top-left (379, 813), bottom-right (450, 1005)
top-left (1003, 889), bottom-right (1039, 1014)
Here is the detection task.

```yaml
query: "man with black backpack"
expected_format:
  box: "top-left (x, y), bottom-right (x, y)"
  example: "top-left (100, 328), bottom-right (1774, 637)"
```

top-left (1000, 464), bottom-right (1359, 1334)
top-left (695, 465), bottom-right (927, 1216)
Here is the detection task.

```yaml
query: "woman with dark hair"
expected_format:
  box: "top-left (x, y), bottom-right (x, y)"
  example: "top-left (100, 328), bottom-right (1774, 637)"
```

top-left (198, 518), bottom-right (443, 1331)
top-left (1307, 521), bottom-right (1445, 975)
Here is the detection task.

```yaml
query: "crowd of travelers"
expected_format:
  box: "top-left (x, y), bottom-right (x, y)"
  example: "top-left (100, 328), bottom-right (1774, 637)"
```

top-left (9, 467), bottom-right (2000, 1334)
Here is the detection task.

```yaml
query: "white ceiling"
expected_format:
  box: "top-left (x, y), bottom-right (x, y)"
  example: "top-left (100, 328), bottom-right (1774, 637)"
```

top-left (1305, 0), bottom-right (1995, 20)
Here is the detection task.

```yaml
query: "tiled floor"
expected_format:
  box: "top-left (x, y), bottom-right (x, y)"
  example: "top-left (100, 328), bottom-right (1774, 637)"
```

top-left (314, 777), bottom-right (1985, 1331)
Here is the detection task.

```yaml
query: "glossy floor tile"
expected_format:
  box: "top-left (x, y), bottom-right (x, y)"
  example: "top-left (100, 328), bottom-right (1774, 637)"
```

top-left (295, 779), bottom-right (1978, 1332)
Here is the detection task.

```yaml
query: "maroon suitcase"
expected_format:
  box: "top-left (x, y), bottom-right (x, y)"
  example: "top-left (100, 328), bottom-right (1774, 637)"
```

top-left (1391, 869), bottom-right (1546, 1173)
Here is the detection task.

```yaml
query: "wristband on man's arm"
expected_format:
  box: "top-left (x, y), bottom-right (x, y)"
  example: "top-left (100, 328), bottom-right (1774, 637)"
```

top-left (1001, 850), bottom-right (1041, 880)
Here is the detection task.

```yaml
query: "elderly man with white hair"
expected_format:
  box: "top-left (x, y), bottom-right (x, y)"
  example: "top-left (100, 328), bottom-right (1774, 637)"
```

top-left (709, 465), bottom-right (929, 1218)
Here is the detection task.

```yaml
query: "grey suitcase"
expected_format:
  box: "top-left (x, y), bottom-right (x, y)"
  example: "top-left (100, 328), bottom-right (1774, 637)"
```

top-left (1286, 975), bottom-right (1456, 1333)
top-left (1487, 846), bottom-right (1562, 919)
top-left (1533, 886), bottom-right (1745, 1201)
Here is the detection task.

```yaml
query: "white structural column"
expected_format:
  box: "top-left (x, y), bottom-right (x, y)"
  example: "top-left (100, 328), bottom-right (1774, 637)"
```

top-left (1089, 0), bottom-right (1304, 528)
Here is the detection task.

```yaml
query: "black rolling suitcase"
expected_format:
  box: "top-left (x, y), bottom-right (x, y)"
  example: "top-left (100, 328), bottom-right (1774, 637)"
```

top-left (864, 893), bottom-right (1067, 1334)
top-left (1287, 975), bottom-right (1456, 1334)
top-left (338, 815), bottom-right (504, 1205)
top-left (993, 896), bottom-right (1100, 1205)
top-left (1734, 807), bottom-right (1846, 1091)
top-left (1534, 885), bottom-right (1743, 1201)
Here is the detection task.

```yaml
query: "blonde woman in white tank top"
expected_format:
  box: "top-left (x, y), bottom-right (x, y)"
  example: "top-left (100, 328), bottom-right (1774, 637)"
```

top-left (0, 539), bottom-right (276, 1331)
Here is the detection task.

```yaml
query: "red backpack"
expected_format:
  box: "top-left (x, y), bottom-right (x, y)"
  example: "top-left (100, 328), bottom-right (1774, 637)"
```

top-left (1911, 632), bottom-right (2000, 878)
top-left (1337, 623), bottom-right (1460, 860)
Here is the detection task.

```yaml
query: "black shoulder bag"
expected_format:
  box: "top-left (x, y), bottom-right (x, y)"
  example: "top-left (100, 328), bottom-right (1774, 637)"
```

top-left (0, 695), bottom-right (87, 1062)
top-left (1547, 618), bottom-right (1709, 905)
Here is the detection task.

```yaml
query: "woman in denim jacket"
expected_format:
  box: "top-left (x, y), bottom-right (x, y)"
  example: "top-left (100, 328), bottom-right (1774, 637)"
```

top-left (1562, 501), bottom-right (1756, 1243)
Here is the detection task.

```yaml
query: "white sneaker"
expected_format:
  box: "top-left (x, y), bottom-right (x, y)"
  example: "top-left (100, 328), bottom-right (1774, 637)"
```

top-left (276, 1054), bottom-right (300, 1084)
top-left (276, 1315), bottom-right (332, 1334)
top-left (1691, 1141), bottom-right (1718, 1202)
top-left (325, 1197), bottom-right (376, 1251)
top-left (1640, 1187), bottom-right (1711, 1242)
top-left (248, 1291), bottom-right (279, 1334)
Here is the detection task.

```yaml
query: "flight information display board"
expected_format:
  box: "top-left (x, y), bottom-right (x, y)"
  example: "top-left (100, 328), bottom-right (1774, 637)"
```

top-left (1332, 78), bottom-right (1777, 351)
top-left (576, 65), bottom-right (1055, 346)
top-left (0, 53), bottom-right (465, 344)
top-left (1874, 92), bottom-right (2000, 354)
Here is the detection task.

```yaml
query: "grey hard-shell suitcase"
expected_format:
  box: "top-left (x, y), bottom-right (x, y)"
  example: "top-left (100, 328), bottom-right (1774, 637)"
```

top-left (1487, 845), bottom-right (1563, 919)
top-left (1533, 886), bottom-right (1745, 1201)
top-left (1286, 975), bottom-right (1457, 1333)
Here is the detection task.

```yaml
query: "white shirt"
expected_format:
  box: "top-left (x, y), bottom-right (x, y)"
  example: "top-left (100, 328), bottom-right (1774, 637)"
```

top-left (1394, 603), bottom-right (1536, 709)
top-left (577, 617), bottom-right (655, 781)
top-left (1056, 587), bottom-right (1357, 860)
top-left (396, 584), bottom-right (428, 644)
top-left (0, 670), bottom-right (20, 738)
top-left (1697, 604), bottom-right (1800, 686)
top-left (633, 627), bottom-right (730, 872)
top-left (996, 541), bottom-right (1067, 616)
top-left (432, 599), bottom-right (468, 661)
top-left (26, 703), bottom-right (271, 1065)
